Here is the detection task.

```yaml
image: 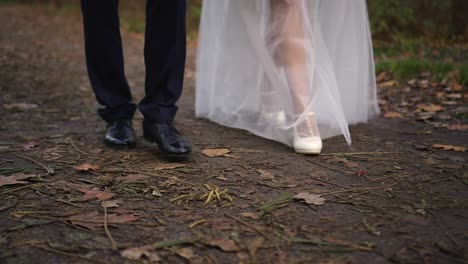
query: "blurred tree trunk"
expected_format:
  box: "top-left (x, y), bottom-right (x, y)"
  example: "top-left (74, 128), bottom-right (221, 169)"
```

top-left (451, 0), bottom-right (467, 36)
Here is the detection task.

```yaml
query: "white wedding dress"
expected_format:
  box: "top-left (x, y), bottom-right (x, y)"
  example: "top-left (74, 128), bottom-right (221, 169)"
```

top-left (195, 0), bottom-right (380, 148)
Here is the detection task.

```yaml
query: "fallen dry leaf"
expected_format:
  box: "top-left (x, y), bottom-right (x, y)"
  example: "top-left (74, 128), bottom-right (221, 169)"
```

top-left (328, 156), bottom-right (359, 168)
top-left (3, 103), bottom-right (38, 111)
top-left (153, 163), bottom-right (186, 171)
top-left (69, 211), bottom-right (138, 230)
top-left (0, 173), bottom-right (36, 187)
top-left (23, 140), bottom-right (40, 150)
top-left (257, 169), bottom-right (275, 180)
top-left (202, 148), bottom-right (231, 157)
top-left (247, 237), bottom-right (264, 258)
top-left (101, 199), bottom-right (121, 208)
top-left (432, 144), bottom-right (466, 152)
top-left (74, 164), bottom-right (100, 172)
top-left (417, 104), bottom-right (444, 112)
top-left (206, 238), bottom-right (241, 252)
top-left (239, 212), bottom-right (260, 220)
top-left (294, 192), bottom-right (326, 205)
top-left (376, 72), bottom-right (388, 83)
top-left (175, 248), bottom-right (201, 263)
top-left (121, 245), bottom-right (161, 262)
top-left (446, 93), bottom-right (462, 99)
top-left (384, 112), bottom-right (404, 119)
top-left (79, 189), bottom-right (115, 201)
top-left (447, 124), bottom-right (468, 131)
top-left (379, 80), bottom-right (398, 88)
top-left (452, 81), bottom-right (463, 92)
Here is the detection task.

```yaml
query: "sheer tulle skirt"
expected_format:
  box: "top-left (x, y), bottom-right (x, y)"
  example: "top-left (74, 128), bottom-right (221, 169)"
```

top-left (195, 0), bottom-right (380, 147)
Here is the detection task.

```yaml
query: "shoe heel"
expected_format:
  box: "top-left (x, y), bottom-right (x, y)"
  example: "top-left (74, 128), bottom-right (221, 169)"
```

top-left (293, 113), bottom-right (322, 154)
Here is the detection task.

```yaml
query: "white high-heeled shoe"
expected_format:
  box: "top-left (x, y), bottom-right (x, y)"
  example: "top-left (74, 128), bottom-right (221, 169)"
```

top-left (293, 113), bottom-right (322, 154)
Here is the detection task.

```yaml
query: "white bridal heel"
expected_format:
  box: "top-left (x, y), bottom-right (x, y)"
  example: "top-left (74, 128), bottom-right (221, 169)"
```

top-left (293, 113), bottom-right (322, 154)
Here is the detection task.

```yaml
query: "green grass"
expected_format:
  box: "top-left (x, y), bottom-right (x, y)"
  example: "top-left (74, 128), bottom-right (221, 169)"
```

top-left (374, 38), bottom-right (467, 83)
top-left (375, 59), bottom-right (465, 82)
top-left (121, 15), bottom-right (145, 34)
top-left (458, 64), bottom-right (468, 85)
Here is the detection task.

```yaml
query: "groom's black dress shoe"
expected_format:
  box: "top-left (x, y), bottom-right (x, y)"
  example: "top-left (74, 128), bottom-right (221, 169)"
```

top-left (104, 119), bottom-right (136, 148)
top-left (143, 120), bottom-right (191, 158)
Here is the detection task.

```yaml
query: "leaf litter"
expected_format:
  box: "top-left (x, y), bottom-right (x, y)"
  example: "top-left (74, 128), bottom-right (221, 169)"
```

top-left (0, 173), bottom-right (36, 187)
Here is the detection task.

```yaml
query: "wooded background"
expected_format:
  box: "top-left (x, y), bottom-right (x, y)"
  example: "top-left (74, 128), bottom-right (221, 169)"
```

top-left (2, 0), bottom-right (467, 40)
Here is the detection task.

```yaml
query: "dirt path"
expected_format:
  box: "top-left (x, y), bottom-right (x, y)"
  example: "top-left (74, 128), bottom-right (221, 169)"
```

top-left (1, 5), bottom-right (467, 264)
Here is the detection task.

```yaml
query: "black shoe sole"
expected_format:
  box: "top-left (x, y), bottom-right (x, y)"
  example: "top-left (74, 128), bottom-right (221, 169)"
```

top-left (104, 140), bottom-right (136, 149)
top-left (143, 132), bottom-right (190, 159)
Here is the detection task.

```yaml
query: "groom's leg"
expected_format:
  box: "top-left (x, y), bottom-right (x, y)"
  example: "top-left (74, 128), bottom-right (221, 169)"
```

top-left (80, 0), bottom-right (136, 122)
top-left (139, 0), bottom-right (187, 122)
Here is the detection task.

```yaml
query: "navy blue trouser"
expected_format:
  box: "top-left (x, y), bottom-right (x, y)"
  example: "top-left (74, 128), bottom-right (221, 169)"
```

top-left (80, 0), bottom-right (186, 123)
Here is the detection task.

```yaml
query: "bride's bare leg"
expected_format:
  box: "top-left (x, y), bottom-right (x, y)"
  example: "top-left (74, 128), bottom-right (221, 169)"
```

top-left (269, 0), bottom-right (310, 113)
top-left (269, 0), bottom-right (320, 141)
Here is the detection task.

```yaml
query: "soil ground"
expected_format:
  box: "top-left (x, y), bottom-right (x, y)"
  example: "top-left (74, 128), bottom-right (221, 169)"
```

top-left (1, 5), bottom-right (467, 264)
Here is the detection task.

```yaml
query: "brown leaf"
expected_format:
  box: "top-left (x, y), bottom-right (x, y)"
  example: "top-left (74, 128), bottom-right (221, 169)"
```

top-left (294, 192), bottom-right (326, 205)
top-left (417, 104), bottom-right (444, 112)
top-left (51, 180), bottom-right (90, 191)
top-left (175, 248), bottom-right (201, 263)
top-left (247, 237), bottom-right (264, 258)
top-left (202, 148), bottom-right (231, 157)
top-left (379, 80), bottom-right (398, 88)
top-left (239, 212), bottom-right (260, 220)
top-left (153, 163), bottom-right (186, 171)
top-left (0, 173), bottom-right (36, 187)
top-left (376, 72), bottom-right (388, 83)
top-left (101, 199), bottom-right (121, 208)
top-left (69, 211), bottom-right (138, 230)
top-left (257, 169), bottom-right (275, 180)
top-left (121, 245), bottom-right (161, 262)
top-left (432, 144), bottom-right (466, 152)
top-left (3, 103), bottom-right (38, 111)
top-left (384, 112), bottom-right (404, 119)
top-left (23, 140), bottom-right (40, 150)
top-left (79, 189), bottom-right (115, 201)
top-left (206, 238), bottom-right (241, 252)
top-left (329, 157), bottom-right (359, 168)
top-left (74, 164), bottom-right (100, 172)
top-left (452, 81), bottom-right (463, 92)
top-left (446, 93), bottom-right (462, 99)
top-left (447, 124), bottom-right (468, 131)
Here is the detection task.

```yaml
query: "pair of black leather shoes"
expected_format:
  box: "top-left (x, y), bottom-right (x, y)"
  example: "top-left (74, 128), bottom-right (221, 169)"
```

top-left (104, 119), bottom-right (191, 158)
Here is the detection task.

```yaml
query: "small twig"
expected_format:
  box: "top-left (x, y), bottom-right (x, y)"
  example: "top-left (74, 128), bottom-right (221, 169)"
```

top-left (56, 199), bottom-right (82, 207)
top-left (12, 152), bottom-right (53, 175)
top-left (152, 238), bottom-right (199, 249)
top-left (309, 177), bottom-right (350, 189)
top-left (0, 200), bottom-right (18, 213)
top-left (0, 182), bottom-right (45, 195)
top-left (30, 244), bottom-right (111, 264)
top-left (319, 182), bottom-right (398, 196)
top-left (225, 213), bottom-right (279, 242)
top-left (70, 140), bottom-right (105, 160)
top-left (103, 206), bottom-right (118, 250)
